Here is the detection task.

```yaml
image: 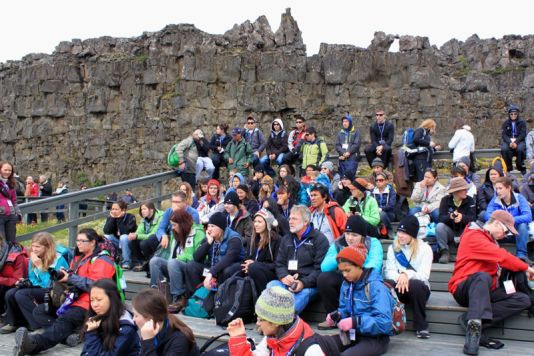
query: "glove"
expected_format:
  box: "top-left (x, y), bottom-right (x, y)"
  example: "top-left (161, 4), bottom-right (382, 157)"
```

top-left (325, 313), bottom-right (335, 327)
top-left (338, 317), bottom-right (353, 331)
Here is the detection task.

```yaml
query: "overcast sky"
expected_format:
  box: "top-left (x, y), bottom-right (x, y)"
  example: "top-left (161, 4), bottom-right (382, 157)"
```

top-left (2, 0), bottom-right (534, 63)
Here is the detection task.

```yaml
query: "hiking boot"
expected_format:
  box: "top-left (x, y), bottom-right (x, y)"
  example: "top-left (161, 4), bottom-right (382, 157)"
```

top-left (416, 330), bottom-right (431, 339)
top-left (65, 332), bottom-right (82, 347)
top-left (133, 261), bottom-right (148, 272)
top-left (439, 250), bottom-right (450, 264)
top-left (167, 295), bottom-right (187, 314)
top-left (13, 327), bottom-right (37, 356)
top-left (463, 319), bottom-right (481, 355)
top-left (0, 324), bottom-right (16, 334)
top-left (317, 320), bottom-right (336, 330)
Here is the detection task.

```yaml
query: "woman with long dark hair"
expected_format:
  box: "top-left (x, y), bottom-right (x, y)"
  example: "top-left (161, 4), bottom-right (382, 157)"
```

top-left (133, 288), bottom-right (200, 355)
top-left (81, 279), bottom-right (140, 355)
top-left (103, 200), bottom-right (137, 270)
top-left (235, 184), bottom-right (259, 215)
top-left (0, 161), bottom-right (20, 243)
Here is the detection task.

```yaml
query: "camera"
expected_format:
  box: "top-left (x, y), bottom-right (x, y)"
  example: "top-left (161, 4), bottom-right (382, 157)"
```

top-left (16, 279), bottom-right (33, 289)
top-left (48, 268), bottom-right (67, 281)
top-left (349, 205), bottom-right (360, 213)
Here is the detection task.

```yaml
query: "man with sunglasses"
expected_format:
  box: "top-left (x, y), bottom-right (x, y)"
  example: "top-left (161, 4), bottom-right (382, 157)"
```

top-left (364, 110), bottom-right (395, 168)
top-left (242, 116), bottom-right (266, 168)
top-left (283, 115), bottom-right (307, 166)
top-left (449, 210), bottom-right (534, 355)
top-left (500, 105), bottom-right (527, 175)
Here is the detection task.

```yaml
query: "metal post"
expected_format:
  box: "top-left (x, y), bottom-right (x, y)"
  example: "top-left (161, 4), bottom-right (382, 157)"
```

top-left (68, 202), bottom-right (79, 248)
top-left (154, 181), bottom-right (162, 209)
top-left (23, 198), bottom-right (29, 224)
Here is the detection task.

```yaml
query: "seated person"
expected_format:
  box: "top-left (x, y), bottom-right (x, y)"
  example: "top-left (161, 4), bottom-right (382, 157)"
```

top-left (266, 205), bottom-right (329, 313)
top-left (448, 210), bottom-right (534, 355)
top-left (128, 202), bottom-right (163, 273)
top-left (449, 166), bottom-right (477, 198)
top-left (309, 183), bottom-right (347, 244)
top-left (0, 242), bottom-right (27, 319)
top-left (436, 177), bottom-right (476, 264)
top-left (409, 168), bottom-right (447, 223)
top-left (371, 172), bottom-right (397, 238)
top-left (367, 158), bottom-right (394, 189)
top-left (477, 165), bottom-right (505, 222)
top-left (317, 215), bottom-right (383, 329)
top-left (103, 201), bottom-right (137, 270)
top-left (384, 216), bottom-right (433, 339)
top-left (519, 171), bottom-right (534, 217)
top-left (235, 184), bottom-right (259, 216)
top-left (223, 191), bottom-right (253, 249)
top-left (455, 156), bottom-right (481, 188)
top-left (198, 179), bottom-right (225, 224)
top-left (343, 178), bottom-right (381, 237)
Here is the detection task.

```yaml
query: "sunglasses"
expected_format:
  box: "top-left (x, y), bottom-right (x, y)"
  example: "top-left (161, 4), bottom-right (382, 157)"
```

top-left (376, 113), bottom-right (384, 116)
top-left (376, 179), bottom-right (385, 182)
top-left (273, 123), bottom-right (280, 126)
top-left (296, 120), bottom-right (304, 123)
top-left (247, 122), bottom-right (255, 124)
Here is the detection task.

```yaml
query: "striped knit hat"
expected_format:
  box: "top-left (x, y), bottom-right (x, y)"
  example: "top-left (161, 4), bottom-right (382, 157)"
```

top-left (255, 286), bottom-right (294, 325)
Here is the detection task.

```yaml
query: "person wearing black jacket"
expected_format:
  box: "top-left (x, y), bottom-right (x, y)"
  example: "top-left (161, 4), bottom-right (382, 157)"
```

top-left (209, 124), bottom-right (232, 180)
top-left (364, 110), bottom-right (395, 167)
top-left (477, 165), bottom-right (505, 221)
top-left (411, 119), bottom-right (439, 182)
top-left (435, 177), bottom-right (476, 264)
top-left (183, 212), bottom-right (244, 294)
top-left (501, 105), bottom-right (527, 174)
top-left (103, 200), bottom-right (138, 269)
top-left (194, 129), bottom-right (215, 181)
top-left (266, 205), bottom-right (329, 314)
top-left (38, 175), bottom-right (53, 222)
top-left (261, 118), bottom-right (289, 176)
top-left (133, 288), bottom-right (200, 356)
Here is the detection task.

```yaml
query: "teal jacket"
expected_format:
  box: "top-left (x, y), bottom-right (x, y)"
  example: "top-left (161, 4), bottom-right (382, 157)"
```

top-left (28, 253), bottom-right (69, 289)
top-left (321, 235), bottom-right (383, 272)
top-left (135, 210), bottom-right (163, 240)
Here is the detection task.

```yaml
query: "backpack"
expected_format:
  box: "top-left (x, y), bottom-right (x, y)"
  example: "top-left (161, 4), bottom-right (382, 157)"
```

top-left (365, 281), bottom-right (406, 335)
top-left (183, 286), bottom-right (212, 318)
top-left (295, 334), bottom-right (341, 356)
top-left (167, 143), bottom-right (180, 167)
top-left (213, 272), bottom-right (258, 326)
top-left (402, 128), bottom-right (415, 147)
top-left (55, 244), bottom-right (74, 265)
top-left (92, 251), bottom-right (127, 302)
top-left (99, 239), bottom-right (121, 264)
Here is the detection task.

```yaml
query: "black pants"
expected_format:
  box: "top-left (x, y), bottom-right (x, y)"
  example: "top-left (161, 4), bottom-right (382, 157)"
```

top-left (130, 235), bottom-right (160, 265)
top-left (0, 215), bottom-right (17, 243)
top-left (27, 213), bottom-right (38, 225)
top-left (317, 271), bottom-right (343, 313)
top-left (5, 287), bottom-right (46, 330)
top-left (333, 334), bottom-right (390, 356)
top-left (31, 305), bottom-right (86, 353)
top-left (183, 261), bottom-right (241, 294)
top-left (0, 285), bottom-right (12, 314)
top-left (246, 262), bottom-right (276, 294)
top-left (181, 172), bottom-right (197, 190)
top-left (211, 153), bottom-right (227, 180)
top-left (364, 145), bottom-right (392, 168)
top-left (453, 272), bottom-right (531, 325)
top-left (501, 142), bottom-right (526, 173)
top-left (386, 279), bottom-right (430, 331)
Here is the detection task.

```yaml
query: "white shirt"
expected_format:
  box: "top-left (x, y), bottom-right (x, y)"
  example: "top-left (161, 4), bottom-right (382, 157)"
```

top-left (384, 241), bottom-right (433, 288)
top-left (448, 126), bottom-right (475, 162)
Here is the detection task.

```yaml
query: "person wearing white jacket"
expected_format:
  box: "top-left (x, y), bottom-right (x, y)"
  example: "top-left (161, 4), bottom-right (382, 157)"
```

top-left (384, 215), bottom-right (433, 339)
top-left (448, 121), bottom-right (475, 163)
top-left (409, 168), bottom-right (447, 222)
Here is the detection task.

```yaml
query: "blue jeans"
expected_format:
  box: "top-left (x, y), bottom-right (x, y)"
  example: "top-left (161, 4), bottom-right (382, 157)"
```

top-left (266, 280), bottom-right (317, 314)
top-left (260, 153), bottom-right (285, 176)
top-left (408, 206), bottom-right (439, 223)
top-left (501, 222), bottom-right (528, 259)
top-left (105, 234), bottom-right (131, 266)
top-left (149, 257), bottom-right (187, 297)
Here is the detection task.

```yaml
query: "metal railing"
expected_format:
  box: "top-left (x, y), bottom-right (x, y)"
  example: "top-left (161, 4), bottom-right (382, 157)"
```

top-left (18, 171), bottom-right (178, 246)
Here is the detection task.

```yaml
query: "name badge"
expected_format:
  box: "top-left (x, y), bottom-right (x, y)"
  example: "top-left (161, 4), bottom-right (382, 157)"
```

top-left (185, 237), bottom-right (193, 248)
top-left (288, 260), bottom-right (298, 271)
top-left (7, 200), bottom-right (13, 207)
top-left (349, 329), bottom-right (356, 341)
top-left (342, 144), bottom-right (349, 150)
top-left (503, 280), bottom-right (516, 295)
top-left (511, 138), bottom-right (516, 143)
top-left (202, 268), bottom-right (210, 277)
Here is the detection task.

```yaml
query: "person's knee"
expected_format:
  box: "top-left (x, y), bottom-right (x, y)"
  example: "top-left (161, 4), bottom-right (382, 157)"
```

top-left (471, 271), bottom-right (493, 284)
top-left (514, 292), bottom-right (532, 310)
top-left (246, 262), bottom-right (263, 278)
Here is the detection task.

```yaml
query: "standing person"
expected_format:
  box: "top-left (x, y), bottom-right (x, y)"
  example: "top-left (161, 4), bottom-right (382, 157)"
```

top-left (343, 178), bottom-right (381, 238)
top-left (120, 189), bottom-right (137, 205)
top-left (298, 127), bottom-right (329, 173)
top-left (193, 129), bottom-right (215, 181)
top-left (411, 119), bottom-right (440, 182)
top-left (38, 175), bottom-right (53, 222)
top-left (81, 279), bottom-right (140, 356)
top-left (501, 105), bottom-right (527, 174)
top-left (175, 130), bottom-right (202, 190)
top-left (436, 177), bottom-right (477, 264)
top-left (209, 123), bottom-right (231, 181)
top-left (283, 115), bottom-right (307, 166)
top-left (448, 119), bottom-right (475, 164)
top-left (53, 181), bottom-right (68, 223)
top-left (0, 162), bottom-right (21, 242)
top-left (335, 113), bottom-right (361, 178)
top-left (364, 110), bottom-right (395, 168)
top-left (128, 202), bottom-right (163, 273)
top-left (24, 176), bottom-right (39, 225)
top-left (485, 177), bottom-right (532, 260)
top-left (266, 205), bottom-right (329, 314)
top-left (224, 128), bottom-right (254, 177)
top-left (409, 168), bottom-right (447, 223)
top-left (243, 116), bottom-right (266, 168)
top-left (448, 211), bottom-right (534, 355)
top-left (384, 216), bottom-right (433, 339)
top-left (103, 201), bottom-right (138, 270)
top-left (261, 118), bottom-right (288, 176)
top-left (309, 183), bottom-right (347, 244)
top-left (13, 228), bottom-right (116, 355)
top-left (132, 288), bottom-right (200, 355)
top-left (372, 172), bottom-right (397, 237)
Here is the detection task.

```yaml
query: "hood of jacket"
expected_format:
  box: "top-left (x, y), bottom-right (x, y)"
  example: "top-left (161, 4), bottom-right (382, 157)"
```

top-left (342, 114), bottom-right (353, 132)
top-left (271, 118), bottom-right (285, 133)
top-left (484, 165), bottom-right (504, 185)
top-left (232, 173), bottom-right (245, 185)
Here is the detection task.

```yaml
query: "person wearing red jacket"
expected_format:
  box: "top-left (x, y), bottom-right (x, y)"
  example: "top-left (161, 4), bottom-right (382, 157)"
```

top-left (0, 243), bottom-right (27, 317)
top-left (13, 228), bottom-right (116, 355)
top-left (24, 176), bottom-right (39, 225)
top-left (309, 183), bottom-right (347, 244)
top-left (448, 210), bottom-right (534, 355)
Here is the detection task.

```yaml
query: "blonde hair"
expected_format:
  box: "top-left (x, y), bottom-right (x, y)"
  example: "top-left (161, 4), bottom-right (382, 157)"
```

top-left (393, 233), bottom-right (419, 259)
top-left (420, 119), bottom-right (437, 131)
top-left (31, 232), bottom-right (57, 271)
top-left (180, 182), bottom-right (194, 206)
top-left (259, 175), bottom-right (274, 202)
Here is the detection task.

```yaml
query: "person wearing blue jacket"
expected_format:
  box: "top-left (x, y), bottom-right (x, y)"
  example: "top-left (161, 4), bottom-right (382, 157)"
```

top-left (372, 172), bottom-right (397, 238)
top-left (317, 215), bottom-right (383, 330)
top-left (157, 191), bottom-right (200, 252)
top-left (81, 279), bottom-right (140, 356)
top-left (485, 176), bottom-right (532, 260)
top-left (324, 246), bottom-right (394, 355)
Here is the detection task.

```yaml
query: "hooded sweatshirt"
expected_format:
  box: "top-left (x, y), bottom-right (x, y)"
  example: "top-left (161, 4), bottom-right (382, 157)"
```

top-left (335, 114), bottom-right (361, 161)
top-left (265, 119), bottom-right (289, 156)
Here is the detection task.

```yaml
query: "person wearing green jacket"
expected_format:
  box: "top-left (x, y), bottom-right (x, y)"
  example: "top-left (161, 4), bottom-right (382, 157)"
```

top-left (129, 203), bottom-right (163, 273)
top-left (297, 127), bottom-right (329, 171)
top-left (343, 178), bottom-right (381, 237)
top-left (224, 127), bottom-right (254, 177)
top-left (149, 209), bottom-right (205, 313)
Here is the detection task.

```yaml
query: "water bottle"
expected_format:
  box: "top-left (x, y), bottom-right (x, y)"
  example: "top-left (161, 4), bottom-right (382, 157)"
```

top-left (56, 292), bottom-right (74, 316)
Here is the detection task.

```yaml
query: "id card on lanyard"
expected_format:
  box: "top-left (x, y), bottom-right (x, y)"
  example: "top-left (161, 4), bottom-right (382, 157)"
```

top-left (288, 226), bottom-right (311, 271)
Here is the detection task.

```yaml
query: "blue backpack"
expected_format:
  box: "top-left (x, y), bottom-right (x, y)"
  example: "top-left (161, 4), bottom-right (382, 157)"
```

top-left (402, 128), bottom-right (414, 146)
top-left (55, 244), bottom-right (74, 265)
top-left (183, 286), bottom-right (212, 318)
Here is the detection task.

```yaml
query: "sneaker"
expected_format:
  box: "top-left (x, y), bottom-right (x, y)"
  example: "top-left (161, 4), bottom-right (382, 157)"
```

top-left (167, 295), bottom-right (187, 314)
top-left (65, 332), bottom-right (82, 347)
top-left (13, 327), bottom-right (36, 356)
top-left (438, 250), bottom-right (450, 264)
top-left (121, 264), bottom-right (131, 271)
top-left (0, 324), bottom-right (16, 334)
top-left (416, 330), bottom-right (431, 339)
top-left (463, 319), bottom-right (481, 355)
top-left (317, 320), bottom-right (336, 330)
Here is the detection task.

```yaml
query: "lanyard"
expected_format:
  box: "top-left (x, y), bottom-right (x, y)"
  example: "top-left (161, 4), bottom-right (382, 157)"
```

top-left (512, 122), bottom-right (516, 137)
top-left (378, 123), bottom-right (385, 142)
top-left (348, 283), bottom-right (355, 316)
top-left (255, 248), bottom-right (261, 261)
top-left (211, 243), bottom-right (220, 267)
top-left (282, 207), bottom-right (289, 218)
top-left (313, 211), bottom-right (326, 231)
top-left (292, 225), bottom-right (312, 257)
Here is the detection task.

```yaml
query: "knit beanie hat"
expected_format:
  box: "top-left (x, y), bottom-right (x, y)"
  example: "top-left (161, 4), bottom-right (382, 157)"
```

top-left (457, 156), bottom-right (471, 169)
top-left (255, 286), bottom-right (295, 325)
top-left (208, 212), bottom-right (227, 232)
top-left (336, 246), bottom-right (366, 268)
top-left (224, 191), bottom-right (241, 207)
top-left (371, 157), bottom-right (384, 168)
top-left (255, 209), bottom-right (279, 231)
top-left (207, 179), bottom-right (220, 189)
top-left (397, 215), bottom-right (419, 239)
top-left (351, 178), bottom-right (369, 192)
top-left (321, 161), bottom-right (334, 172)
top-left (345, 215), bottom-right (368, 237)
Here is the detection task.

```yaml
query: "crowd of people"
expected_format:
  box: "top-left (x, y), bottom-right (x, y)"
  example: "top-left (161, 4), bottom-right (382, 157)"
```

top-left (0, 105), bottom-right (534, 355)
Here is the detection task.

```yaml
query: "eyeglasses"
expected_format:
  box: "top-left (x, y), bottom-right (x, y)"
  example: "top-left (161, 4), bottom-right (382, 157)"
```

top-left (376, 179), bottom-right (385, 182)
top-left (247, 121), bottom-right (255, 125)
top-left (498, 221), bottom-right (511, 235)
top-left (171, 200), bottom-right (183, 204)
top-left (376, 113), bottom-right (384, 117)
top-left (76, 239), bottom-right (91, 244)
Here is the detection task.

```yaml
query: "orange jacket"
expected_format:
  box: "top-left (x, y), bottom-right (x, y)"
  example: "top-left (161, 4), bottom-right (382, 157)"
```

top-left (310, 201), bottom-right (347, 240)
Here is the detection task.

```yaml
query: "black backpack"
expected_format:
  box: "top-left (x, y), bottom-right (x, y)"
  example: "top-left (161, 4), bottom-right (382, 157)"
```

top-left (213, 272), bottom-right (258, 326)
top-left (295, 333), bottom-right (341, 356)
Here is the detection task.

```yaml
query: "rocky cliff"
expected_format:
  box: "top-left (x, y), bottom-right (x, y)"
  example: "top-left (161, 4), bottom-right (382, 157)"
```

top-left (1, 8), bottom-right (534, 185)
